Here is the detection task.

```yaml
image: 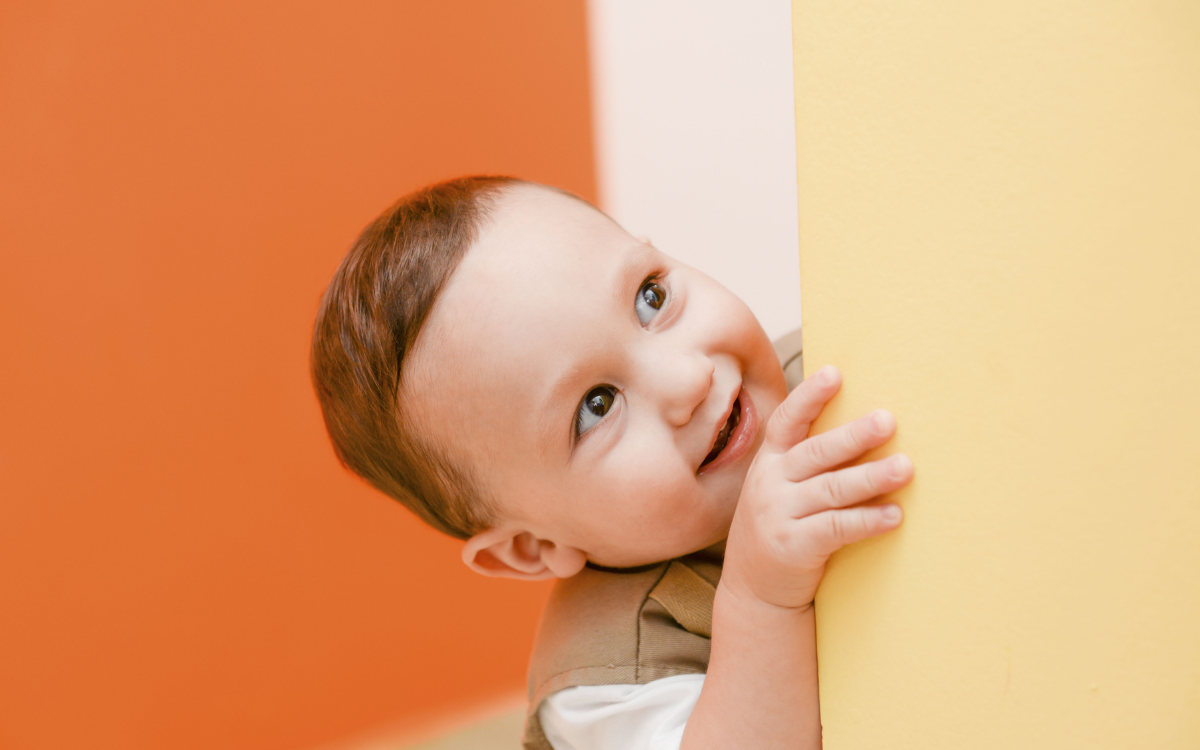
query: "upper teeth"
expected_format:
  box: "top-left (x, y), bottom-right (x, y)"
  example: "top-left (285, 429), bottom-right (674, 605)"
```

top-left (702, 400), bottom-right (740, 466)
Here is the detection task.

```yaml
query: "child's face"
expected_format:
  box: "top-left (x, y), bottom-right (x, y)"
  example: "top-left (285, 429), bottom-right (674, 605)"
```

top-left (406, 185), bottom-right (788, 567)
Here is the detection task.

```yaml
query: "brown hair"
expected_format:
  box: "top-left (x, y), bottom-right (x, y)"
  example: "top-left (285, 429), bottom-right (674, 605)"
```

top-left (309, 175), bottom-right (519, 539)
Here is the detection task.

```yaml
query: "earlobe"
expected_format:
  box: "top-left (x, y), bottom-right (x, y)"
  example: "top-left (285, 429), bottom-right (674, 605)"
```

top-left (462, 527), bottom-right (587, 581)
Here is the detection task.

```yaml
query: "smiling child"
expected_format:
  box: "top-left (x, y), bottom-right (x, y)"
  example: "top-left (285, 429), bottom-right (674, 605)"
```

top-left (310, 176), bottom-right (912, 749)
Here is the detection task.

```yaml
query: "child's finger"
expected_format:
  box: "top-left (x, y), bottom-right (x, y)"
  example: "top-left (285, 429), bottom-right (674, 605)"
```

top-left (795, 504), bottom-right (903, 559)
top-left (762, 365), bottom-right (842, 454)
top-left (784, 409), bottom-right (896, 481)
top-left (789, 454), bottom-right (913, 518)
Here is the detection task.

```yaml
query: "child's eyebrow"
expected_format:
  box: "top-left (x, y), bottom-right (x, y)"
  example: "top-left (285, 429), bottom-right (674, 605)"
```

top-left (535, 361), bottom-right (590, 462)
top-left (607, 241), bottom-right (660, 311)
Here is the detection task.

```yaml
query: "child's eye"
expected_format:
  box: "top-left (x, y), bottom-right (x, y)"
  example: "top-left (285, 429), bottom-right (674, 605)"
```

top-left (635, 280), bottom-right (667, 326)
top-left (575, 385), bottom-right (617, 437)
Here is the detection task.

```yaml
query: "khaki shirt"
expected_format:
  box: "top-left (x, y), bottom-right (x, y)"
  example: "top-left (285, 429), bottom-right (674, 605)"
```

top-left (523, 549), bottom-right (722, 750)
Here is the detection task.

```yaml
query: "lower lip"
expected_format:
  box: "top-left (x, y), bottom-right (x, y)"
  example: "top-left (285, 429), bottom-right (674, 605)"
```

top-left (698, 388), bottom-right (758, 475)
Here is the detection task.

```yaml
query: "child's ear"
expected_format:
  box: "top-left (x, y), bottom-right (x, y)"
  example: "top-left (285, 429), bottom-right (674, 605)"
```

top-left (462, 527), bottom-right (587, 581)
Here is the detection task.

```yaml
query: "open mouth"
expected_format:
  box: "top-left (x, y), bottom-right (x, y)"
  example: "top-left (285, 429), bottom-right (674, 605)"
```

top-left (700, 397), bottom-right (741, 469)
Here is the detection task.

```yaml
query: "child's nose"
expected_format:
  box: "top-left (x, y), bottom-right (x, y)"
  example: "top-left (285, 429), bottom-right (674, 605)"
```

top-left (651, 349), bottom-right (715, 427)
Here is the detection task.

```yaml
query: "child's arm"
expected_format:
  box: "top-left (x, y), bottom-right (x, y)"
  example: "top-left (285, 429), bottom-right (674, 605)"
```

top-left (681, 366), bottom-right (912, 749)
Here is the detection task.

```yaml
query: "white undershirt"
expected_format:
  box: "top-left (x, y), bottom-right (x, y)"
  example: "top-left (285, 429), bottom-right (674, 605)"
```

top-left (538, 673), bottom-right (706, 750)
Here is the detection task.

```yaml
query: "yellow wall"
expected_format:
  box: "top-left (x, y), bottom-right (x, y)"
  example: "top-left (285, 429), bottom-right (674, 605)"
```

top-left (792, 1), bottom-right (1200, 746)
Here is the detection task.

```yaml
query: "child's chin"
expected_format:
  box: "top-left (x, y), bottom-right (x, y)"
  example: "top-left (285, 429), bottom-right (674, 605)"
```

top-left (599, 520), bottom-right (733, 568)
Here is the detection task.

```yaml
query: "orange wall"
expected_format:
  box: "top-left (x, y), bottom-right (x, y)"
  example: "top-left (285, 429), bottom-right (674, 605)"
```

top-left (0, 2), bottom-right (594, 749)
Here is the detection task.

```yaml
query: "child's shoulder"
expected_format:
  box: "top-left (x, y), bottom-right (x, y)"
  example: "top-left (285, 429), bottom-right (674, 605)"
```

top-left (528, 550), bottom-right (721, 695)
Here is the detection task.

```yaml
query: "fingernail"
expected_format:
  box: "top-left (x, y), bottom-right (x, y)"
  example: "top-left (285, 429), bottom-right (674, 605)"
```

top-left (818, 366), bottom-right (837, 386)
top-left (882, 505), bottom-right (902, 522)
top-left (872, 409), bottom-right (893, 432)
top-left (887, 454), bottom-right (911, 479)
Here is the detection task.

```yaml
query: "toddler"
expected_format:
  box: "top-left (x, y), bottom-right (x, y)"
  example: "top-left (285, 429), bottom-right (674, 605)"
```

top-left (310, 176), bottom-right (912, 749)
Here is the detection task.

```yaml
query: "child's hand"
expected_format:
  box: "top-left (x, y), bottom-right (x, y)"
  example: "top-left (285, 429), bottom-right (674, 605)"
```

top-left (722, 365), bottom-right (912, 611)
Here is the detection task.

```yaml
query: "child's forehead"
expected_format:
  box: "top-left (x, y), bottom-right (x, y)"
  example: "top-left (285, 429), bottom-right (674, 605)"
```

top-left (436, 187), bottom-right (647, 312)
top-left (410, 187), bottom-right (656, 374)
top-left (478, 184), bottom-right (629, 264)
